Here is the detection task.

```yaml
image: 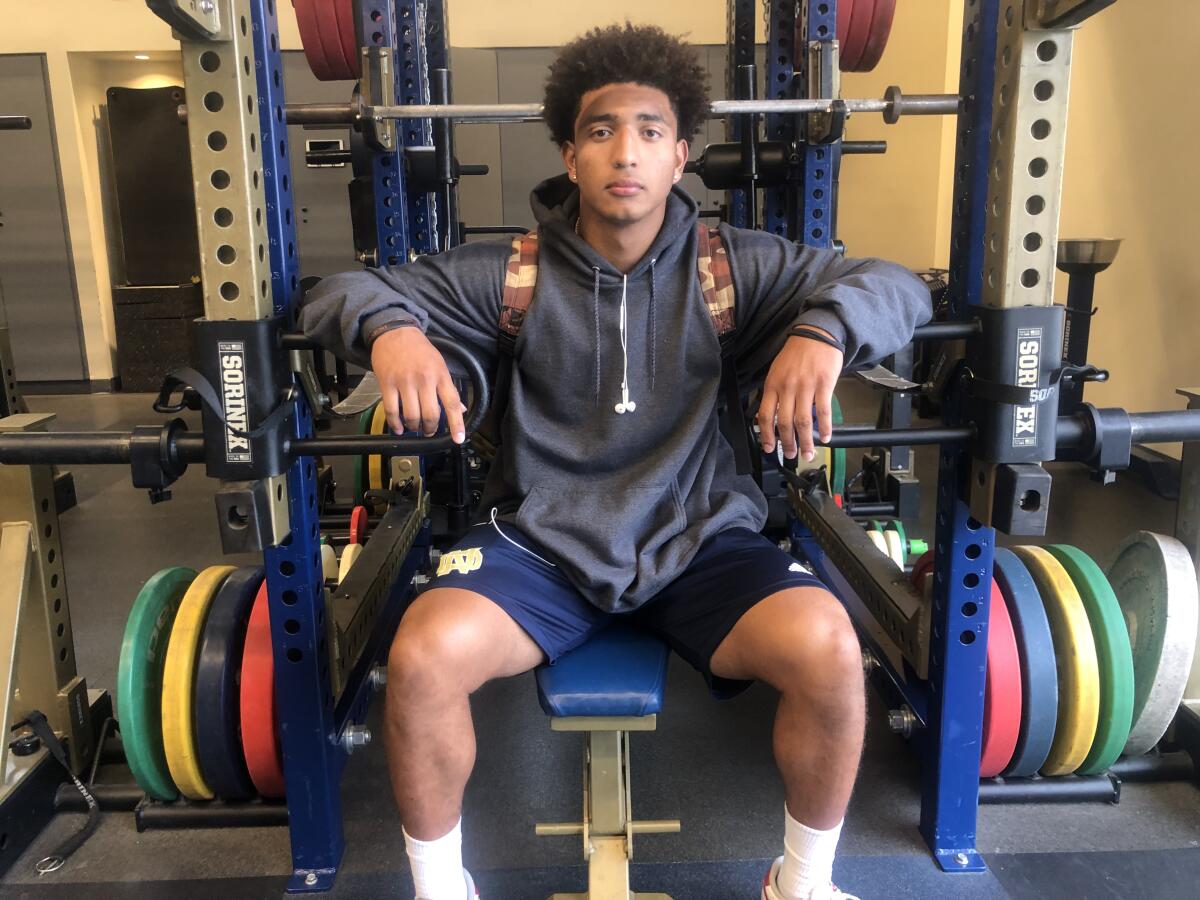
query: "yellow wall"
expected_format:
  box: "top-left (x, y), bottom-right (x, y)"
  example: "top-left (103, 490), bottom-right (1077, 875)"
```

top-left (1056, 0), bottom-right (1200, 450)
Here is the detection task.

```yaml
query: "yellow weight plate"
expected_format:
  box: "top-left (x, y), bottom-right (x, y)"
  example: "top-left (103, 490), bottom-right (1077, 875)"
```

top-left (367, 401), bottom-right (389, 496)
top-left (1013, 546), bottom-right (1100, 776)
top-left (867, 528), bottom-right (890, 561)
top-left (884, 529), bottom-right (906, 568)
top-left (161, 565), bottom-right (236, 800)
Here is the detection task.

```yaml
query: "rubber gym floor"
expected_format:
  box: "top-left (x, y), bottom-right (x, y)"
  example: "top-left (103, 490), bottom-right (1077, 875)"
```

top-left (3, 383), bottom-right (1199, 900)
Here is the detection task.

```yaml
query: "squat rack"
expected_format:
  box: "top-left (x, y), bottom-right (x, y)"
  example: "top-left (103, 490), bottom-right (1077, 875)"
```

top-left (1, 0), bottom-right (1198, 893)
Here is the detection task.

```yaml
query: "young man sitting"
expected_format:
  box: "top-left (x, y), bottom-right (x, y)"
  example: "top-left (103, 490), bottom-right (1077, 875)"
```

top-left (300, 22), bottom-right (931, 900)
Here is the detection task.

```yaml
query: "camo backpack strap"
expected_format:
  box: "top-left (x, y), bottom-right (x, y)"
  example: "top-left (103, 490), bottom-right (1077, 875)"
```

top-left (499, 231), bottom-right (539, 351)
top-left (695, 222), bottom-right (736, 339)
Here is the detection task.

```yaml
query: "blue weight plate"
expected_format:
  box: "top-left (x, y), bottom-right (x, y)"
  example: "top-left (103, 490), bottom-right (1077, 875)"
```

top-left (194, 566), bottom-right (263, 799)
top-left (993, 548), bottom-right (1059, 777)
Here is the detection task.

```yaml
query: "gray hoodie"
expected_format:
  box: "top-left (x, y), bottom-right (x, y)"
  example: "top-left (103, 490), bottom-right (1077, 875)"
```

top-left (299, 174), bottom-right (931, 612)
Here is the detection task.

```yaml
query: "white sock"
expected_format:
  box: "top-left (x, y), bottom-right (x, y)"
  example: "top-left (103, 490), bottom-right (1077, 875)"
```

top-left (775, 804), bottom-right (843, 900)
top-left (404, 818), bottom-right (467, 900)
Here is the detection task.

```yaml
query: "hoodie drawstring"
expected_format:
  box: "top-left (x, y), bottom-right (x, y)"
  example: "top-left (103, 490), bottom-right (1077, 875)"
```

top-left (648, 258), bottom-right (657, 392)
top-left (589, 260), bottom-right (658, 414)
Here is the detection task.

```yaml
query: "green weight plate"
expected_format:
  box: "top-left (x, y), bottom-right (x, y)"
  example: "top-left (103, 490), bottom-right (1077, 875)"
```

top-left (889, 518), bottom-right (908, 554)
top-left (1046, 545), bottom-right (1135, 774)
top-left (1107, 532), bottom-right (1199, 756)
top-left (831, 394), bottom-right (846, 496)
top-left (117, 567), bottom-right (197, 801)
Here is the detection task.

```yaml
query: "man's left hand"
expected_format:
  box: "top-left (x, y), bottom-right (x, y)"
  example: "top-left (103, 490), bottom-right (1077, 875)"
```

top-left (756, 328), bottom-right (844, 462)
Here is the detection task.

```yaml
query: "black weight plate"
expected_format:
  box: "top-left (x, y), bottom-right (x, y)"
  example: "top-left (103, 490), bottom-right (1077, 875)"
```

top-left (194, 566), bottom-right (263, 799)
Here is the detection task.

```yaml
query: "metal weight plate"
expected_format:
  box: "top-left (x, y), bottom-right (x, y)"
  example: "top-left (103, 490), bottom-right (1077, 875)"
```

top-left (980, 578), bottom-right (1022, 777)
top-left (353, 403), bottom-right (377, 505)
top-left (117, 567), bottom-right (197, 801)
top-left (1107, 532), bottom-right (1199, 756)
top-left (856, 0), bottom-right (896, 72)
top-left (339, 542), bottom-right (364, 585)
top-left (841, 0), bottom-right (876, 71)
top-left (161, 565), bottom-right (237, 800)
top-left (194, 567), bottom-right (263, 800)
top-left (1013, 546), bottom-right (1100, 776)
top-left (1046, 545), bottom-right (1135, 774)
top-left (292, 0), bottom-right (334, 81)
top-left (240, 582), bottom-right (285, 798)
top-left (349, 505), bottom-right (369, 545)
top-left (993, 548), bottom-right (1058, 777)
top-left (333, 0), bottom-right (362, 80)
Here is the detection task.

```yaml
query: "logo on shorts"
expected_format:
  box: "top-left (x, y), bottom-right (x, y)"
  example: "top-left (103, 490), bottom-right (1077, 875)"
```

top-left (788, 562), bottom-right (812, 575)
top-left (437, 548), bottom-right (484, 577)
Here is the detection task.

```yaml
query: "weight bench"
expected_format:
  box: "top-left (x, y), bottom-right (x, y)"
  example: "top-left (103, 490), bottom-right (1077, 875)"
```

top-left (534, 624), bottom-right (680, 900)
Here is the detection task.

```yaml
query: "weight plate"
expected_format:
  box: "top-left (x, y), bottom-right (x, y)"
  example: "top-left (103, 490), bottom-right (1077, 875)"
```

top-left (314, 0), bottom-right (355, 79)
top-left (339, 542), bottom-right (364, 584)
top-left (980, 578), bottom-right (1022, 777)
top-left (994, 548), bottom-right (1058, 777)
top-left (349, 505), bottom-right (369, 545)
top-left (910, 549), bottom-right (933, 594)
top-left (292, 0), bottom-right (334, 81)
top-left (1046, 545), bottom-right (1135, 774)
top-left (241, 581), bottom-right (285, 797)
top-left (368, 400), bottom-right (390, 494)
top-left (333, 0), bottom-right (362, 79)
top-left (162, 565), bottom-right (236, 800)
top-left (194, 567), bottom-right (263, 800)
top-left (117, 567), bottom-right (197, 801)
top-left (841, 0), bottom-right (876, 71)
top-left (1013, 546), bottom-right (1099, 776)
top-left (353, 403), bottom-right (376, 505)
top-left (836, 0), bottom-right (854, 47)
top-left (866, 527), bottom-right (888, 557)
top-left (1107, 532), bottom-right (1199, 756)
top-left (889, 518), bottom-right (908, 556)
top-left (884, 529), bottom-right (905, 568)
top-left (831, 394), bottom-right (846, 497)
top-left (856, 0), bottom-right (896, 72)
top-left (321, 541), bottom-right (338, 582)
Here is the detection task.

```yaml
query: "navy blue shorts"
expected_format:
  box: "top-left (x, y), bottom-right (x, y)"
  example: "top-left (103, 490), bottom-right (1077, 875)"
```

top-left (420, 520), bottom-right (829, 698)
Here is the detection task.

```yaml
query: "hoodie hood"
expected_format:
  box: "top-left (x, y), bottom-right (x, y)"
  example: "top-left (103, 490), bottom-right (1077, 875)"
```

top-left (529, 173), bottom-right (700, 279)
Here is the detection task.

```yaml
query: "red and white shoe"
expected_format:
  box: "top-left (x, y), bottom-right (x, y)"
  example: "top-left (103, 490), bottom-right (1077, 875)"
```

top-left (761, 856), bottom-right (860, 900)
top-left (416, 869), bottom-right (479, 900)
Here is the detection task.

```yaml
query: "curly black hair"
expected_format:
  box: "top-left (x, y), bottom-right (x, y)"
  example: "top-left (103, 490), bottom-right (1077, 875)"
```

top-left (542, 22), bottom-right (710, 147)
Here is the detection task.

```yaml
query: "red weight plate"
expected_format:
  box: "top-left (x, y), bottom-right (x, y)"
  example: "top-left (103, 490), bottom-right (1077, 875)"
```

top-left (293, 0), bottom-right (334, 81)
top-left (333, 0), bottom-right (362, 80)
top-left (981, 578), bottom-right (1022, 777)
top-left (312, 0), bottom-right (356, 80)
top-left (240, 582), bottom-right (285, 798)
top-left (349, 505), bottom-right (369, 545)
top-left (856, 0), bottom-right (896, 72)
top-left (911, 549), bottom-right (934, 591)
top-left (837, 0), bottom-right (854, 46)
top-left (841, 0), bottom-right (876, 71)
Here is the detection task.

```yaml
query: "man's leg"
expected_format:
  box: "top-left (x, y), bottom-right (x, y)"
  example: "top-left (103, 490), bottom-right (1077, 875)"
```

top-left (709, 586), bottom-right (865, 897)
top-left (386, 586), bottom-right (546, 840)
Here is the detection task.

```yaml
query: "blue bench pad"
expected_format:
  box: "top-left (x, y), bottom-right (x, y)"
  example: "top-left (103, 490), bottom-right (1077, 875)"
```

top-left (535, 625), bottom-right (670, 718)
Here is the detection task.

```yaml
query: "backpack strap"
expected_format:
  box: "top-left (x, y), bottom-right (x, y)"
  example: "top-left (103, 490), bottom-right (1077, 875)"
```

top-left (697, 224), bottom-right (754, 476)
top-left (474, 232), bottom-right (539, 460)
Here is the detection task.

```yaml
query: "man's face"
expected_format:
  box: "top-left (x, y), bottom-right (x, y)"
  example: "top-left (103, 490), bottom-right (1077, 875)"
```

top-left (561, 82), bottom-right (689, 228)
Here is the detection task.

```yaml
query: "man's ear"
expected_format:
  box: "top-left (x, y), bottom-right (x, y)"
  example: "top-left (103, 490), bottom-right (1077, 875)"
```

top-left (561, 140), bottom-right (578, 182)
top-left (674, 137), bottom-right (689, 183)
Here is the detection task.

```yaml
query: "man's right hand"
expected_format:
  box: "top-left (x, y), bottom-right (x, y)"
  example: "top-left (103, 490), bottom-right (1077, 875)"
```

top-left (369, 326), bottom-right (467, 444)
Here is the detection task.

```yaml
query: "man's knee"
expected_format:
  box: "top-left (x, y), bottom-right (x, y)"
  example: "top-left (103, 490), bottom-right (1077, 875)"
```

top-left (763, 589), bottom-right (863, 692)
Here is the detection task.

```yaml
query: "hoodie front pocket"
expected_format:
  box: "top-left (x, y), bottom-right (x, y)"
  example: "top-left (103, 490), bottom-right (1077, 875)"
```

top-left (514, 481), bottom-right (685, 611)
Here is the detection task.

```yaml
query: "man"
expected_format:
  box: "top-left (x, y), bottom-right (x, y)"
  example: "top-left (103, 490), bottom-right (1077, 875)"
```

top-left (300, 22), bottom-right (930, 900)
